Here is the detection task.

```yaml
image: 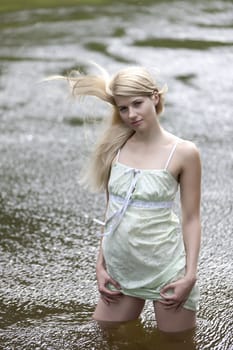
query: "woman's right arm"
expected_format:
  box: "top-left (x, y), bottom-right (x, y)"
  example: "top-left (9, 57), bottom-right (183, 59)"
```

top-left (95, 192), bottom-right (122, 304)
top-left (96, 239), bottom-right (122, 304)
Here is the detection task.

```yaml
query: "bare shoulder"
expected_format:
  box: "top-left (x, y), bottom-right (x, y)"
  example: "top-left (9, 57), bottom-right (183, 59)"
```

top-left (177, 139), bottom-right (201, 169)
top-left (178, 139), bottom-right (200, 154)
top-left (165, 132), bottom-right (200, 158)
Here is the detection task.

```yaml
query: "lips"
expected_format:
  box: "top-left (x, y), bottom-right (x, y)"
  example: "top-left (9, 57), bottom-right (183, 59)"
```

top-left (131, 119), bottom-right (143, 126)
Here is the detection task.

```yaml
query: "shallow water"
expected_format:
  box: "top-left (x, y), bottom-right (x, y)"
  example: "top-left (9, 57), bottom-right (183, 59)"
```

top-left (0, 0), bottom-right (233, 349)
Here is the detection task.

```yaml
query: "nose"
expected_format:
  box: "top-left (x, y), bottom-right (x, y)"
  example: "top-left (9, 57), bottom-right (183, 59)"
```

top-left (128, 106), bottom-right (137, 119)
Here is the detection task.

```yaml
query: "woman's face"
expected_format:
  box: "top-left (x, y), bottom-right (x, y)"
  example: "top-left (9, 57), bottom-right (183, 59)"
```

top-left (114, 94), bottom-right (158, 130)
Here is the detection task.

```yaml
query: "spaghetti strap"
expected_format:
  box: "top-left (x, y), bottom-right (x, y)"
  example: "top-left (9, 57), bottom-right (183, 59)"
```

top-left (164, 142), bottom-right (179, 170)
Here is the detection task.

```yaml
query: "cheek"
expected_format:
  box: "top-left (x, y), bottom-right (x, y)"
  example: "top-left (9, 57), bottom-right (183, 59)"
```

top-left (148, 104), bottom-right (157, 115)
top-left (119, 113), bottom-right (128, 123)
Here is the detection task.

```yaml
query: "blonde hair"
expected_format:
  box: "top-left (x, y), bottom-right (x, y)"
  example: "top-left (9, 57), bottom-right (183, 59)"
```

top-left (68, 64), bottom-right (166, 192)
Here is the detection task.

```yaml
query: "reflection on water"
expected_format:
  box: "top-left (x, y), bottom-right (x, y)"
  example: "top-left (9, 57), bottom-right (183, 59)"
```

top-left (92, 320), bottom-right (197, 350)
top-left (0, 0), bottom-right (233, 349)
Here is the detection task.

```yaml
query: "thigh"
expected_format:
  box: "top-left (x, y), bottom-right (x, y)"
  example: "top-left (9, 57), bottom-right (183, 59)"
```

top-left (154, 301), bottom-right (196, 333)
top-left (93, 295), bottom-right (145, 323)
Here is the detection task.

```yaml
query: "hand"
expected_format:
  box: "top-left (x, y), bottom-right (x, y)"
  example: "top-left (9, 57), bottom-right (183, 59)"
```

top-left (159, 276), bottom-right (196, 310)
top-left (96, 265), bottom-right (122, 305)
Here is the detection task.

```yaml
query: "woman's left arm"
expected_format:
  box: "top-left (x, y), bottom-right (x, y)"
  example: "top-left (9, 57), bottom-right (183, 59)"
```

top-left (160, 142), bottom-right (201, 308)
top-left (180, 142), bottom-right (201, 282)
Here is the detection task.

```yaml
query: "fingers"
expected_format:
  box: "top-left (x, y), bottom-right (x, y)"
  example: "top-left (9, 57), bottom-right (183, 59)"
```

top-left (109, 277), bottom-right (121, 290)
top-left (98, 278), bottom-right (122, 296)
top-left (100, 292), bottom-right (122, 305)
top-left (98, 280), bottom-right (122, 305)
top-left (99, 289), bottom-right (122, 305)
top-left (160, 282), bottom-right (174, 295)
top-left (160, 285), bottom-right (180, 310)
top-left (160, 289), bottom-right (174, 301)
top-left (159, 290), bottom-right (187, 310)
top-left (159, 294), bottom-right (176, 306)
top-left (159, 300), bottom-right (179, 309)
top-left (159, 296), bottom-right (184, 310)
top-left (96, 268), bottom-right (122, 304)
top-left (99, 287), bottom-right (122, 297)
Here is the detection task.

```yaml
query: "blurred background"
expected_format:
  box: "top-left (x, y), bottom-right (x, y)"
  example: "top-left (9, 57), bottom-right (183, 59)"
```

top-left (0, 0), bottom-right (233, 349)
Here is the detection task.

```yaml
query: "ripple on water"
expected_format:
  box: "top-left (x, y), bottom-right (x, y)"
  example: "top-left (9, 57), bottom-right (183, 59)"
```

top-left (0, 0), bottom-right (233, 349)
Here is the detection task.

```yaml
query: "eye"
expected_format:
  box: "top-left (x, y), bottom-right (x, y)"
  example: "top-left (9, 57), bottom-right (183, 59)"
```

top-left (119, 106), bottom-right (128, 113)
top-left (133, 100), bottom-right (142, 107)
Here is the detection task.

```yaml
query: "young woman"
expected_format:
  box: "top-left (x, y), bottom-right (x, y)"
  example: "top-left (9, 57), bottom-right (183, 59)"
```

top-left (68, 64), bottom-right (201, 333)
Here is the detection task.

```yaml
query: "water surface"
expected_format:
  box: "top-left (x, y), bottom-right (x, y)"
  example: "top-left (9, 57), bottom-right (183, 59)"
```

top-left (0, 1), bottom-right (233, 349)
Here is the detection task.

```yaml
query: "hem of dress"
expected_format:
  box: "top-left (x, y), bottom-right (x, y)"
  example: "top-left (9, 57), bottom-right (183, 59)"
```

top-left (114, 290), bottom-right (199, 312)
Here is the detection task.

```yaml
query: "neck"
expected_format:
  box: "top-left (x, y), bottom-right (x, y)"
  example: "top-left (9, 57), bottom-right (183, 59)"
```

top-left (133, 122), bottom-right (165, 144)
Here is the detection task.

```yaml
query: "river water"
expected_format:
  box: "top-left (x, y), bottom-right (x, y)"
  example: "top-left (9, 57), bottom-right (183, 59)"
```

top-left (0, 1), bottom-right (233, 349)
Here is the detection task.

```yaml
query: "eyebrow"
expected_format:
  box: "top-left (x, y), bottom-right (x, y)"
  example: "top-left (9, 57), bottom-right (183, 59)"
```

top-left (117, 97), bottom-right (143, 108)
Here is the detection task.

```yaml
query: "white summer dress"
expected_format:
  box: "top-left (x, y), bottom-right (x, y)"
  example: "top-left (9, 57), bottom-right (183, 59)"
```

top-left (101, 142), bottom-right (199, 311)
